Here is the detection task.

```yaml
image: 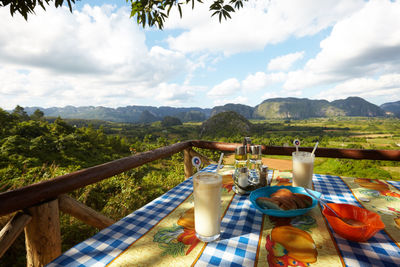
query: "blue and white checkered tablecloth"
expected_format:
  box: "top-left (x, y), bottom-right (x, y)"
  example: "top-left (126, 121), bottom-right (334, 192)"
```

top-left (313, 174), bottom-right (400, 267)
top-left (195, 194), bottom-right (263, 267)
top-left (47, 165), bottom-right (218, 267)
top-left (48, 167), bottom-right (400, 267)
top-left (194, 169), bottom-right (273, 267)
top-left (387, 180), bottom-right (400, 191)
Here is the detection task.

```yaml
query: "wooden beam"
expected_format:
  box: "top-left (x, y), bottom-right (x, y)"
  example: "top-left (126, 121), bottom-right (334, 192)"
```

top-left (58, 194), bottom-right (115, 229)
top-left (183, 148), bottom-right (193, 179)
top-left (191, 140), bottom-right (240, 153)
top-left (0, 141), bottom-right (191, 216)
top-left (0, 212), bottom-right (32, 258)
top-left (25, 199), bottom-right (61, 267)
top-left (190, 140), bottom-right (400, 161)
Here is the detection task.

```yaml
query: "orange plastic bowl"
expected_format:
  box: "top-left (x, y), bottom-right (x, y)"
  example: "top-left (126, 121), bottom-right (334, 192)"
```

top-left (322, 203), bottom-right (385, 242)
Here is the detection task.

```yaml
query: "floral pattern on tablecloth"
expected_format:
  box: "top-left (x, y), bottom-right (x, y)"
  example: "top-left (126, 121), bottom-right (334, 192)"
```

top-left (257, 171), bottom-right (343, 267)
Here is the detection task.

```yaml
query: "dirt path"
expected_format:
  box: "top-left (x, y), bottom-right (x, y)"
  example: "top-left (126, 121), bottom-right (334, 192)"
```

top-left (261, 158), bottom-right (292, 171)
top-left (352, 134), bottom-right (393, 138)
top-left (224, 154), bottom-right (292, 171)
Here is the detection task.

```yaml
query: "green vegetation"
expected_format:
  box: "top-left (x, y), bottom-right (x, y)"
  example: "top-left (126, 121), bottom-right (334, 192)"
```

top-left (0, 107), bottom-right (194, 266)
top-left (200, 111), bottom-right (252, 137)
top-left (0, 106), bottom-right (399, 265)
top-left (161, 116), bottom-right (182, 127)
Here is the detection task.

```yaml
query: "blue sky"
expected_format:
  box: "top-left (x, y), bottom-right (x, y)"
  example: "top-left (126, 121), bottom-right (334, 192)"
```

top-left (1, 0), bottom-right (400, 109)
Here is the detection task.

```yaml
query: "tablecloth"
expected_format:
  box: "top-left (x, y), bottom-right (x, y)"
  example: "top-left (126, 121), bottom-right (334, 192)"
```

top-left (47, 164), bottom-right (400, 267)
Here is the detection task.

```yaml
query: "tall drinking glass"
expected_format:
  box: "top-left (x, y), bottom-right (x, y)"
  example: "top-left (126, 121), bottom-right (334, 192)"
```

top-left (292, 151), bottom-right (315, 189)
top-left (193, 172), bottom-right (222, 242)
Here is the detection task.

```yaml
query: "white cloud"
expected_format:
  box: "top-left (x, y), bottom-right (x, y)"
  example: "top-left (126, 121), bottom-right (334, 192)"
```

top-left (206, 71), bottom-right (287, 106)
top-left (166, 0), bottom-right (364, 55)
top-left (261, 92), bottom-right (280, 99)
top-left (316, 74), bottom-right (400, 103)
top-left (0, 5), bottom-right (191, 109)
top-left (207, 78), bottom-right (241, 97)
top-left (267, 52), bottom-right (305, 71)
top-left (0, 5), bottom-right (146, 74)
top-left (155, 83), bottom-right (207, 106)
top-left (261, 90), bottom-right (302, 100)
top-left (283, 0), bottom-right (400, 92)
top-left (242, 72), bottom-right (286, 91)
top-left (212, 95), bottom-right (249, 107)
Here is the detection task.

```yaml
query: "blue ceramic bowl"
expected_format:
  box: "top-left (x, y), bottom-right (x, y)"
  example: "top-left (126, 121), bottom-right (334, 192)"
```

top-left (250, 186), bottom-right (321, 217)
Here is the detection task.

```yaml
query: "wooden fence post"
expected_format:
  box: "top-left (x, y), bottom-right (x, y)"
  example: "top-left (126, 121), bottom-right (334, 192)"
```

top-left (58, 194), bottom-right (115, 229)
top-left (184, 148), bottom-right (193, 179)
top-left (24, 199), bottom-right (61, 267)
top-left (0, 212), bottom-right (32, 258)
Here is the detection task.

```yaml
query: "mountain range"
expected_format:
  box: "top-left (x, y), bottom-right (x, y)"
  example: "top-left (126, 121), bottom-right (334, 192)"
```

top-left (380, 101), bottom-right (400, 117)
top-left (22, 97), bottom-right (399, 123)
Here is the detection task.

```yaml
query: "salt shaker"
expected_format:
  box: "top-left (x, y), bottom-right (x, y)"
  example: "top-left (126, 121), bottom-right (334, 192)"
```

top-left (238, 167), bottom-right (249, 188)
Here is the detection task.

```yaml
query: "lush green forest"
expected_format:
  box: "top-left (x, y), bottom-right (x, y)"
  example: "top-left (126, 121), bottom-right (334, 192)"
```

top-left (0, 106), bottom-right (399, 266)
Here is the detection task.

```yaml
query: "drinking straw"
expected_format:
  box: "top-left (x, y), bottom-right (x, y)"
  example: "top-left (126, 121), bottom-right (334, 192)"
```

top-left (217, 152), bottom-right (224, 171)
top-left (311, 141), bottom-right (319, 156)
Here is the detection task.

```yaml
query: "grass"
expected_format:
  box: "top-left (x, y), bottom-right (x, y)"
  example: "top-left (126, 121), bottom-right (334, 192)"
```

top-left (382, 166), bottom-right (400, 180)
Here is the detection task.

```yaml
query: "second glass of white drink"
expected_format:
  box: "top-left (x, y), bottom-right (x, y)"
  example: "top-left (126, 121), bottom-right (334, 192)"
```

top-left (193, 172), bottom-right (222, 242)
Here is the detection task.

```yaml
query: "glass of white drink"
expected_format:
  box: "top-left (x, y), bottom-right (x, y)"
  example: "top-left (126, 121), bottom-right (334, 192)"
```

top-left (193, 172), bottom-right (222, 242)
top-left (292, 151), bottom-right (315, 189)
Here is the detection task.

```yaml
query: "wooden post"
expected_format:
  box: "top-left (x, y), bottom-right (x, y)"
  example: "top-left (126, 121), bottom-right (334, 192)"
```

top-left (184, 148), bottom-right (193, 179)
top-left (24, 199), bottom-right (61, 267)
top-left (0, 212), bottom-right (32, 258)
top-left (58, 194), bottom-right (115, 230)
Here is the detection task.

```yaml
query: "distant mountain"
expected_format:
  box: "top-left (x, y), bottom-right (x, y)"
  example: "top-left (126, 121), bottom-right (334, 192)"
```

top-left (138, 110), bottom-right (159, 123)
top-left (381, 101), bottom-right (400, 117)
top-left (253, 98), bottom-right (345, 119)
top-left (253, 97), bottom-right (387, 119)
top-left (211, 103), bottom-right (254, 119)
top-left (21, 96), bottom-right (393, 123)
top-left (24, 106), bottom-right (212, 123)
top-left (331, 97), bottom-right (385, 117)
top-left (176, 110), bottom-right (207, 122)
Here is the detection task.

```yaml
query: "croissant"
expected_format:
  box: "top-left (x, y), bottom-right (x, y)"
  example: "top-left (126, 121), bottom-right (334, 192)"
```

top-left (256, 189), bottom-right (313, 211)
top-left (271, 188), bottom-right (293, 198)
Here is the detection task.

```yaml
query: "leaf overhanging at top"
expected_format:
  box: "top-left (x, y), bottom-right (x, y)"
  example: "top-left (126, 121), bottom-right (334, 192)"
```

top-left (1, 0), bottom-right (248, 29)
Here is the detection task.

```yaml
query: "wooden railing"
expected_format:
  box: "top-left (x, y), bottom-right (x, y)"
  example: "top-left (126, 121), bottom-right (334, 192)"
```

top-left (1, 140), bottom-right (399, 266)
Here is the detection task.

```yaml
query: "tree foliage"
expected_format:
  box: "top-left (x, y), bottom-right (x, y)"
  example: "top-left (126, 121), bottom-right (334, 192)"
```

top-left (0, 107), bottom-right (130, 171)
top-left (0, 0), bottom-right (75, 20)
top-left (31, 109), bottom-right (44, 121)
top-left (0, 0), bottom-right (248, 29)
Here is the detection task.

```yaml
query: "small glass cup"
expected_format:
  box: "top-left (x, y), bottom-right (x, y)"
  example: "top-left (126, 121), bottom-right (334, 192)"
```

top-left (193, 172), bottom-right (222, 242)
top-left (292, 151), bottom-right (315, 189)
top-left (249, 145), bottom-right (262, 183)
